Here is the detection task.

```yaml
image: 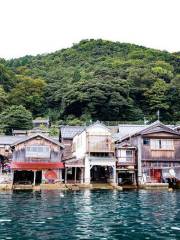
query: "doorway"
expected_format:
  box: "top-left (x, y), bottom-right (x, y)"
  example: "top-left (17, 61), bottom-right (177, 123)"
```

top-left (35, 171), bottom-right (42, 185)
top-left (150, 169), bottom-right (162, 183)
top-left (13, 170), bottom-right (34, 184)
top-left (117, 172), bottom-right (134, 185)
top-left (91, 166), bottom-right (111, 183)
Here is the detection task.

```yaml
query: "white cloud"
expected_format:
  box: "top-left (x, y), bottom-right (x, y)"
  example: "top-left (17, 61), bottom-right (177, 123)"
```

top-left (0, 0), bottom-right (180, 59)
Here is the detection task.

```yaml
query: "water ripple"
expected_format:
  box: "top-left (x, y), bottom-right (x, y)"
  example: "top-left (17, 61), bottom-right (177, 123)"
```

top-left (0, 190), bottom-right (179, 239)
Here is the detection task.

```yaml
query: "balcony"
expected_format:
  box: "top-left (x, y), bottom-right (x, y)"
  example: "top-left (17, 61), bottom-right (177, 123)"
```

top-left (117, 157), bottom-right (135, 166)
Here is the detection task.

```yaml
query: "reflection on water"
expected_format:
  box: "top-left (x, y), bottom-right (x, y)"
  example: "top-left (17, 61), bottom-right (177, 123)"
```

top-left (0, 190), bottom-right (179, 240)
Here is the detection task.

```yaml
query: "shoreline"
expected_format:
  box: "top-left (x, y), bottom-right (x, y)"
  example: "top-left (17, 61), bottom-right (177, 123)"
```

top-left (0, 182), bottom-right (177, 191)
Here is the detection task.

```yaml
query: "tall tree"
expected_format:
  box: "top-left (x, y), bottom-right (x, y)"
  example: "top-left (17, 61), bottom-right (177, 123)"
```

top-left (0, 105), bottom-right (33, 135)
top-left (144, 79), bottom-right (170, 115)
top-left (0, 86), bottom-right (7, 112)
top-left (0, 64), bottom-right (17, 91)
top-left (8, 76), bottom-right (46, 116)
top-left (3, 39), bottom-right (180, 122)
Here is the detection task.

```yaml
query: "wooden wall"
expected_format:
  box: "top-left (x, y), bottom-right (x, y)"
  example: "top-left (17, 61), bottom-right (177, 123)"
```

top-left (127, 132), bottom-right (180, 162)
top-left (13, 137), bottom-right (63, 163)
top-left (62, 139), bottom-right (73, 160)
top-left (87, 135), bottom-right (114, 153)
top-left (141, 134), bottom-right (180, 161)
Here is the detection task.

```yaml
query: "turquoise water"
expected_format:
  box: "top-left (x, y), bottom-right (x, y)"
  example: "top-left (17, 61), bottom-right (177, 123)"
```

top-left (0, 190), bottom-right (179, 240)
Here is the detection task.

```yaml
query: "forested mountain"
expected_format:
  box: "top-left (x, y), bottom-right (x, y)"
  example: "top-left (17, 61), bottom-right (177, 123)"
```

top-left (0, 39), bottom-right (180, 126)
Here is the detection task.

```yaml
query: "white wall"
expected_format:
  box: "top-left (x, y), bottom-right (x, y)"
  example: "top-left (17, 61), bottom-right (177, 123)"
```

top-left (73, 131), bottom-right (87, 159)
top-left (73, 123), bottom-right (112, 159)
top-left (117, 149), bottom-right (126, 162)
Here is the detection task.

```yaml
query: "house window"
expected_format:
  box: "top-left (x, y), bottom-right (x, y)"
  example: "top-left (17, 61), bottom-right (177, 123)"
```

top-left (150, 139), bottom-right (174, 150)
top-left (126, 150), bottom-right (133, 160)
top-left (162, 162), bottom-right (171, 167)
top-left (118, 149), bottom-right (133, 162)
top-left (26, 146), bottom-right (50, 158)
top-left (143, 138), bottom-right (150, 145)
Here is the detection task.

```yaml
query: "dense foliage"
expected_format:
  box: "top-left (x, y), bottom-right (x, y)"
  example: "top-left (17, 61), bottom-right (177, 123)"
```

top-left (0, 105), bottom-right (33, 134)
top-left (0, 39), bottom-right (180, 125)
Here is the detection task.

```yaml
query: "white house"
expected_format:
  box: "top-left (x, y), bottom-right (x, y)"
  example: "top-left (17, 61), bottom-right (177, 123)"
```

top-left (64, 122), bottom-right (116, 184)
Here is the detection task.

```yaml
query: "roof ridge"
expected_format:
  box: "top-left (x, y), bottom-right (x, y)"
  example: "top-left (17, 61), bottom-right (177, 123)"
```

top-left (11, 133), bottom-right (64, 148)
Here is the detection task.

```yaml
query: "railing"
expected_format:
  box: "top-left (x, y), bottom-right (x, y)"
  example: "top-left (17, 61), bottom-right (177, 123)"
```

top-left (117, 157), bottom-right (134, 162)
top-left (89, 156), bottom-right (115, 161)
top-left (13, 158), bottom-right (60, 163)
top-left (142, 158), bottom-right (180, 162)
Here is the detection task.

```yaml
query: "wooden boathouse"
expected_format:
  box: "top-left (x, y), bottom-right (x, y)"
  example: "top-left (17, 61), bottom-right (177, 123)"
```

top-left (11, 134), bottom-right (64, 185)
top-left (61, 122), bottom-right (116, 185)
top-left (116, 121), bottom-right (180, 186)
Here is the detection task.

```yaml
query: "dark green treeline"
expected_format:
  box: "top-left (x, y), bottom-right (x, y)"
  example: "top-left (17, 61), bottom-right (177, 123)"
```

top-left (0, 39), bottom-right (180, 127)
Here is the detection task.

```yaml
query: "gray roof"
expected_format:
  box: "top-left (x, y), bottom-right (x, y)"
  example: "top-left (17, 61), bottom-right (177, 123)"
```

top-left (33, 119), bottom-right (49, 124)
top-left (0, 136), bottom-right (26, 145)
top-left (115, 121), bottom-right (178, 142)
top-left (113, 124), bottom-right (146, 140)
top-left (108, 126), bottom-right (119, 134)
top-left (60, 122), bottom-right (112, 139)
top-left (174, 125), bottom-right (180, 130)
top-left (11, 133), bottom-right (64, 148)
top-left (60, 126), bottom-right (85, 139)
top-left (0, 134), bottom-right (63, 148)
top-left (12, 130), bottom-right (28, 134)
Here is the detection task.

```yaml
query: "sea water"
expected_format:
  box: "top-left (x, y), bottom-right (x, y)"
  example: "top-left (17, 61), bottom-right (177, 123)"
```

top-left (0, 190), bottom-right (179, 240)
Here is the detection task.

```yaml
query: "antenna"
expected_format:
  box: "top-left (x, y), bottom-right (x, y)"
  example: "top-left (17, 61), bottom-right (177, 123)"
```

top-left (157, 110), bottom-right (160, 121)
top-left (144, 117), bottom-right (148, 125)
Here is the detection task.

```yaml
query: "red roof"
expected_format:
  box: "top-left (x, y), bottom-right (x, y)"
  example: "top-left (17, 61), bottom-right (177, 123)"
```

top-left (11, 162), bottom-right (64, 170)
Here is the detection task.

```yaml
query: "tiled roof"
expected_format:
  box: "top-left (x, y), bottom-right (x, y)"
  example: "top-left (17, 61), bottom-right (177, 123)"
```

top-left (108, 126), bottom-right (119, 134)
top-left (114, 124), bottom-right (146, 140)
top-left (60, 126), bottom-right (86, 139)
top-left (11, 133), bottom-right (64, 148)
top-left (174, 125), bottom-right (180, 131)
top-left (33, 119), bottom-right (49, 123)
top-left (12, 130), bottom-right (27, 134)
top-left (114, 121), bottom-right (178, 142)
top-left (0, 134), bottom-right (63, 148)
top-left (0, 136), bottom-right (26, 145)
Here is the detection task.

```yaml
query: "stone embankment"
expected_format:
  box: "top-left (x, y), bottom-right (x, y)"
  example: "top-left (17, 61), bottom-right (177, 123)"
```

top-left (0, 183), bottom-right (123, 191)
top-left (0, 183), bottom-right (173, 191)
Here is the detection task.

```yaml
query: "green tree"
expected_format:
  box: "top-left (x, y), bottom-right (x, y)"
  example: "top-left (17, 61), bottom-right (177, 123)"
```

top-left (0, 105), bottom-right (33, 135)
top-left (167, 75), bottom-right (180, 121)
top-left (3, 39), bottom-right (179, 122)
top-left (0, 64), bottom-right (17, 91)
top-left (144, 79), bottom-right (170, 114)
top-left (63, 78), bottom-right (143, 121)
top-left (0, 86), bottom-right (7, 112)
top-left (8, 76), bottom-right (46, 115)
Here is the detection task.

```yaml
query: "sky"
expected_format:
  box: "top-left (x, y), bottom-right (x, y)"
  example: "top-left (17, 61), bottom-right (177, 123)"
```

top-left (1, 0), bottom-right (180, 59)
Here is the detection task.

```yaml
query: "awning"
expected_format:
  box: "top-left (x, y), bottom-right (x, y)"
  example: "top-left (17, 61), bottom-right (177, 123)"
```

top-left (11, 162), bottom-right (64, 170)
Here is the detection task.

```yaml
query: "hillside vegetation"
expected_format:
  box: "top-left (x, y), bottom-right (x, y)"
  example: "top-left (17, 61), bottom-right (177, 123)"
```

top-left (0, 39), bottom-right (180, 126)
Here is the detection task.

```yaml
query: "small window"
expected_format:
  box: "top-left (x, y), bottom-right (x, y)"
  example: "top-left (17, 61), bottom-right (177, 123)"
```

top-left (150, 139), bottom-right (174, 150)
top-left (143, 139), bottom-right (150, 145)
top-left (126, 150), bottom-right (133, 157)
top-left (26, 145), bottom-right (50, 158)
